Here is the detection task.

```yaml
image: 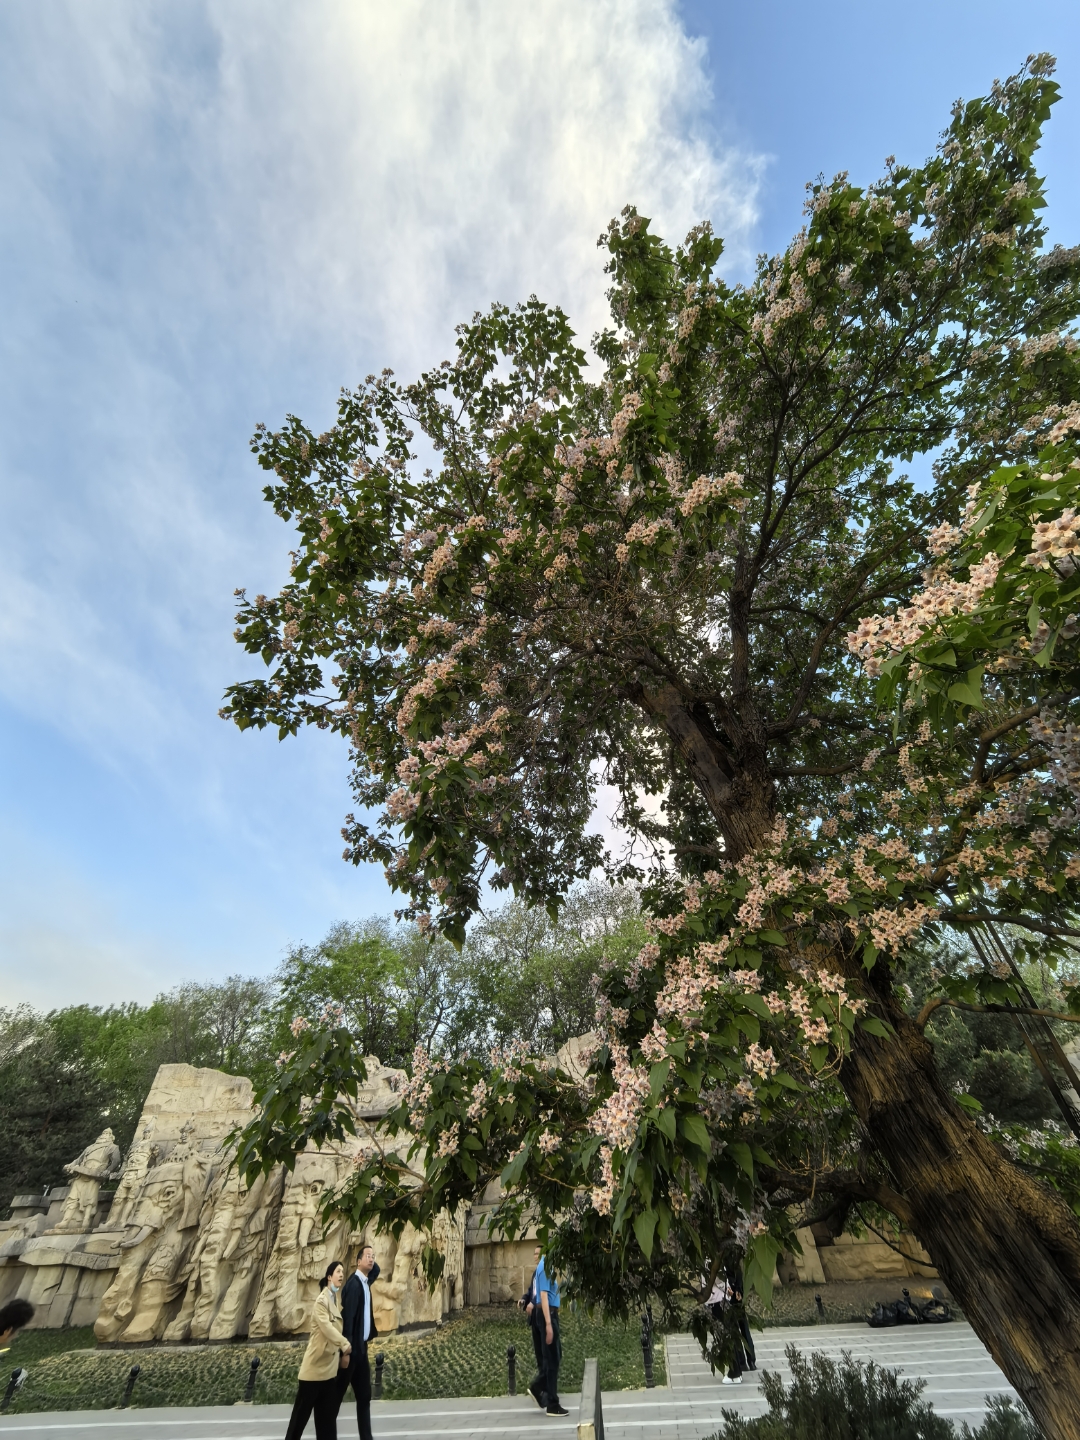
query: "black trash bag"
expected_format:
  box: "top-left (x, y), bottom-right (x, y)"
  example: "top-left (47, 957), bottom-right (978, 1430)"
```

top-left (917, 1286), bottom-right (954, 1324)
top-left (867, 1290), bottom-right (921, 1327)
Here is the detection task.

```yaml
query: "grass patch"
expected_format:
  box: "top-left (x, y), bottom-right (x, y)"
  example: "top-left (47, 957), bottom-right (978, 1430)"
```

top-left (4, 1306), bottom-right (662, 1412)
top-left (3, 1327), bottom-right (97, 1366)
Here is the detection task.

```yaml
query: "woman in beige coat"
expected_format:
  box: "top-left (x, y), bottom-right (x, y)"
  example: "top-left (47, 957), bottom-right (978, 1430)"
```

top-left (284, 1261), bottom-right (351, 1440)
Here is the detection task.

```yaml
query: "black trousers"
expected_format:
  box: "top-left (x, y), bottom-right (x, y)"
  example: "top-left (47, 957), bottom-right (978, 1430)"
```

top-left (709, 1302), bottom-right (755, 1378)
top-left (335, 1342), bottom-right (373, 1440)
top-left (528, 1310), bottom-right (546, 1402)
top-left (541, 1309), bottom-right (562, 1411)
top-left (284, 1377), bottom-right (339, 1440)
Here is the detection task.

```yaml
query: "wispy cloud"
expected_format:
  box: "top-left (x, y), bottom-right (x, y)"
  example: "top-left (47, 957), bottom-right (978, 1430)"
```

top-left (0, 0), bottom-right (761, 991)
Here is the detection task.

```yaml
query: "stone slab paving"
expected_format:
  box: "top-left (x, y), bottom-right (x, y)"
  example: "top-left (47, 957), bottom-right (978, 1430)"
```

top-left (665, 1321), bottom-right (1022, 1436)
top-left (0, 1322), bottom-right (1024, 1439)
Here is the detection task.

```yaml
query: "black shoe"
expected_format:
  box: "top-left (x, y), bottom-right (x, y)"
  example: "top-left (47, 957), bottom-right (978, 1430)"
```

top-left (528, 1383), bottom-right (546, 1409)
top-left (546, 1405), bottom-right (569, 1416)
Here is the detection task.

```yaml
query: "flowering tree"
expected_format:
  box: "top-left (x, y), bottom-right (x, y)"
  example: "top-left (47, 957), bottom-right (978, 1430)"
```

top-left (225, 59), bottom-right (1080, 1437)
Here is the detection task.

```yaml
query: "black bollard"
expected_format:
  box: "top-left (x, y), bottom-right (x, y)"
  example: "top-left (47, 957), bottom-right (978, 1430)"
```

top-left (641, 1314), bottom-right (655, 1388)
top-left (243, 1356), bottom-right (261, 1403)
top-left (507, 1343), bottom-right (517, 1396)
top-left (120, 1364), bottom-right (141, 1409)
top-left (815, 1293), bottom-right (825, 1322)
top-left (374, 1352), bottom-right (384, 1400)
top-left (1, 1368), bottom-right (26, 1413)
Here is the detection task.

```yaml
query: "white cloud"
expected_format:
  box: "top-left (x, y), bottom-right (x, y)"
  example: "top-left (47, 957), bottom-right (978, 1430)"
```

top-left (197, 0), bottom-right (762, 362)
top-left (0, 0), bottom-right (761, 783)
top-left (0, 0), bottom-right (761, 995)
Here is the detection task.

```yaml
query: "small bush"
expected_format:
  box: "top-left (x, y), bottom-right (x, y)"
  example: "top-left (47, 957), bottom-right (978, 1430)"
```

top-left (962, 1395), bottom-right (1044, 1440)
top-left (709, 1345), bottom-right (953, 1440)
top-left (708, 1348), bottom-right (1045, 1440)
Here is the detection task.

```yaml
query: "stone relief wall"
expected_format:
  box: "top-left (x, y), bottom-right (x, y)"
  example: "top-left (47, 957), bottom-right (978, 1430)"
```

top-left (0, 1056), bottom-right (935, 1339)
top-left (0, 1061), bottom-right (468, 1340)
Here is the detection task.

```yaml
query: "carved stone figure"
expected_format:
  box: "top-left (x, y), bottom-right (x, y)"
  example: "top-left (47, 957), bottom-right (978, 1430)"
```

top-left (208, 1165), bottom-right (284, 1339)
top-left (433, 1202), bottom-right (468, 1314)
top-left (249, 1152), bottom-right (350, 1336)
top-left (93, 1140), bottom-right (214, 1343)
top-left (378, 1222), bottom-right (433, 1328)
top-left (47, 1129), bottom-right (121, 1235)
top-left (161, 1165), bottom-right (240, 1342)
top-left (95, 1158), bottom-right (187, 1341)
top-left (103, 1119), bottom-right (158, 1230)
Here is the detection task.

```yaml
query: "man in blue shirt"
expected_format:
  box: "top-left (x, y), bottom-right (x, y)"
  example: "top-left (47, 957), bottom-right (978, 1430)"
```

top-left (535, 1251), bottom-right (566, 1417)
top-left (524, 1245), bottom-right (547, 1410)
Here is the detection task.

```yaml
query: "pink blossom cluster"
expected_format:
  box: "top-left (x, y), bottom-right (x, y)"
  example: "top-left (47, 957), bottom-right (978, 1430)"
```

top-left (625, 942), bottom-right (661, 988)
top-left (728, 969), bottom-right (763, 993)
top-left (745, 1043), bottom-right (778, 1078)
top-left (639, 1020), bottom-right (670, 1062)
top-left (656, 953), bottom-right (722, 1022)
top-left (867, 901), bottom-right (940, 953)
top-left (678, 471), bottom-right (745, 517)
top-left (488, 1039), bottom-right (532, 1085)
top-left (466, 1079), bottom-right (490, 1122)
top-left (787, 988), bottom-right (830, 1046)
top-left (1023, 505), bottom-right (1080, 573)
top-left (435, 1123), bottom-right (460, 1158)
top-left (846, 553), bottom-right (1003, 676)
top-left (588, 1042), bottom-right (653, 1153)
top-left (623, 516), bottom-right (674, 548)
top-left (590, 1144), bottom-right (616, 1216)
top-left (1029, 711), bottom-right (1080, 800)
top-left (536, 1130), bottom-right (560, 1156)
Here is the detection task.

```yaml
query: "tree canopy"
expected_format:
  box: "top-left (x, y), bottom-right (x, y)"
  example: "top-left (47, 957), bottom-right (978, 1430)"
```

top-left (0, 893), bottom-right (639, 1213)
top-left (227, 59), bottom-right (1080, 1439)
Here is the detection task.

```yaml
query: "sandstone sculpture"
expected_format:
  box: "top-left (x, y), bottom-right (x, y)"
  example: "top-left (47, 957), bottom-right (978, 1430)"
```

top-left (46, 1129), bottom-right (121, 1236)
top-left (0, 1053), bottom-right (937, 1338)
top-left (103, 1118), bottom-right (159, 1230)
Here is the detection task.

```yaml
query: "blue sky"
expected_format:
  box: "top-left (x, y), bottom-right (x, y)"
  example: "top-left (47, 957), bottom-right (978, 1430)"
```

top-left (1, 1), bottom-right (1076, 1007)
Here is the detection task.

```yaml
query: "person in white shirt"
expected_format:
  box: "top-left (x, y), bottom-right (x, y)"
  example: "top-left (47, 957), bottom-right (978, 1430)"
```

top-left (336, 1244), bottom-right (381, 1440)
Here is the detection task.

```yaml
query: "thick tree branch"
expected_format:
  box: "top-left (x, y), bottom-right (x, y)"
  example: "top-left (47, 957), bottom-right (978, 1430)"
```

top-left (762, 1165), bottom-right (914, 1230)
top-left (970, 692), bottom-right (1075, 784)
top-left (946, 912), bottom-right (1080, 941)
top-left (917, 997), bottom-right (1080, 1031)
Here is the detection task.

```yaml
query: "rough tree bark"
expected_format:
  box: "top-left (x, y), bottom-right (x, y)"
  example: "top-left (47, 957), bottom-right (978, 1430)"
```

top-left (650, 697), bottom-right (1080, 1439)
top-left (839, 963), bottom-right (1080, 1440)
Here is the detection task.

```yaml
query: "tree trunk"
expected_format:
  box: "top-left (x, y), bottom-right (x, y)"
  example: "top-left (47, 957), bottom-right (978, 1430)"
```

top-left (840, 966), bottom-right (1080, 1440)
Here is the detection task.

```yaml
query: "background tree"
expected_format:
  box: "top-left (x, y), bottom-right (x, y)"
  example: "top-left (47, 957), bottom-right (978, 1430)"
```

top-left (1, 892), bottom-right (624, 1212)
top-left (226, 58), bottom-right (1080, 1439)
top-left (460, 881), bottom-right (643, 1053)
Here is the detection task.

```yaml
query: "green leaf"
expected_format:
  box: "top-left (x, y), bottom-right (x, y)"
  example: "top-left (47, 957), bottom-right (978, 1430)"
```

top-left (633, 1206), bottom-right (658, 1260)
top-left (649, 1059), bottom-right (671, 1102)
top-left (728, 1141), bottom-right (754, 1177)
top-left (757, 929), bottom-right (787, 946)
top-left (947, 665), bottom-right (985, 710)
top-left (858, 1016), bottom-right (893, 1038)
top-left (655, 1106), bottom-right (677, 1141)
top-left (679, 1114), bottom-right (712, 1154)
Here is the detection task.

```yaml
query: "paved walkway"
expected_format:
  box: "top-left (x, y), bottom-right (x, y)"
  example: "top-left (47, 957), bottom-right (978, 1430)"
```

top-left (665, 1321), bottom-right (1020, 1436)
top-left (0, 1321), bottom-right (1022, 1439)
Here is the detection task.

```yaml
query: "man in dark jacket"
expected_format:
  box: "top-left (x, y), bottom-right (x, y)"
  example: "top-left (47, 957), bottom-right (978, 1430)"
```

top-left (336, 1243), bottom-right (380, 1440)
